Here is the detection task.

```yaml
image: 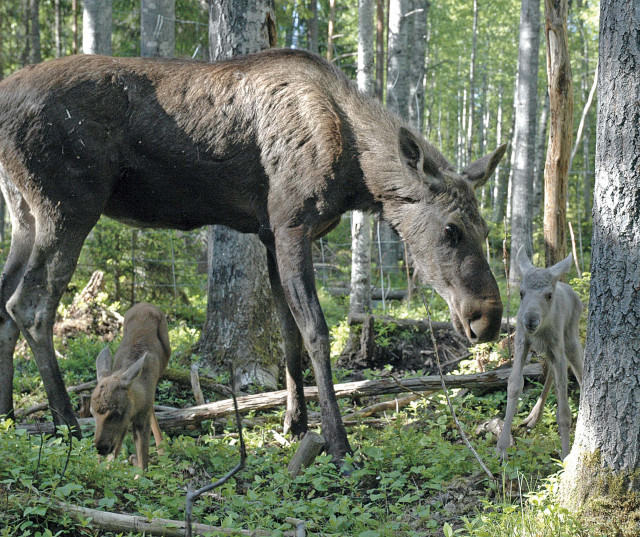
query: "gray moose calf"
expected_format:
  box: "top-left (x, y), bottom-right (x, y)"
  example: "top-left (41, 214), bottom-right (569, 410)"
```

top-left (496, 247), bottom-right (583, 462)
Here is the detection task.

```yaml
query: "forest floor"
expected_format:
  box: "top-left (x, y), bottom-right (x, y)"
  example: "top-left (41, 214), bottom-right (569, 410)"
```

top-left (0, 290), bottom-right (592, 537)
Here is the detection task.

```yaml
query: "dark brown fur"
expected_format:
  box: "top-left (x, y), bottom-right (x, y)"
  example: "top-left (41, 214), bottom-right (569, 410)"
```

top-left (0, 49), bottom-right (504, 459)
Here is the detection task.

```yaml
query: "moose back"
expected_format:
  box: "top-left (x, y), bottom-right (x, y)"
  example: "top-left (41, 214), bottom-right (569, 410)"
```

top-left (0, 49), bottom-right (504, 460)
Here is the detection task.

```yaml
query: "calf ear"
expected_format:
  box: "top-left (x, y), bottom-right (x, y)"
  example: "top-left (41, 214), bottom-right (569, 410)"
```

top-left (516, 245), bottom-right (535, 277)
top-left (96, 347), bottom-right (114, 382)
top-left (399, 127), bottom-right (442, 188)
top-left (121, 352), bottom-right (148, 389)
top-left (462, 144), bottom-right (507, 189)
top-left (549, 253), bottom-right (573, 282)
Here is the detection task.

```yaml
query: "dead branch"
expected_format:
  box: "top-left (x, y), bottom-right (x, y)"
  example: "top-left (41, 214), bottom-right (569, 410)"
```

top-left (17, 364), bottom-right (543, 436)
top-left (287, 432), bottom-right (325, 477)
top-left (53, 502), bottom-right (292, 536)
top-left (190, 364), bottom-right (206, 406)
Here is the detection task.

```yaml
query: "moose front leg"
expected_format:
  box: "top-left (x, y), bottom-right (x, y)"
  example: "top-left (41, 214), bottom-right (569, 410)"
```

top-left (274, 229), bottom-right (351, 461)
top-left (496, 331), bottom-right (530, 462)
top-left (265, 248), bottom-right (308, 438)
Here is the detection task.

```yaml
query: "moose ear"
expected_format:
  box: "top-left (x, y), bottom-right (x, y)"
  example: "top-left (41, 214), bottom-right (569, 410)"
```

top-left (516, 245), bottom-right (535, 276)
top-left (96, 347), bottom-right (114, 382)
top-left (462, 144), bottom-right (507, 189)
top-left (399, 127), bottom-right (441, 187)
top-left (120, 352), bottom-right (148, 389)
top-left (549, 253), bottom-right (573, 282)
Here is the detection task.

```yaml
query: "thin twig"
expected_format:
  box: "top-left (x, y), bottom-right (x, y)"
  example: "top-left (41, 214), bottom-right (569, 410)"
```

top-left (568, 222), bottom-right (581, 275)
top-left (185, 364), bottom-right (246, 537)
top-left (47, 407), bottom-right (74, 502)
top-left (420, 290), bottom-right (495, 482)
top-left (503, 218), bottom-right (512, 348)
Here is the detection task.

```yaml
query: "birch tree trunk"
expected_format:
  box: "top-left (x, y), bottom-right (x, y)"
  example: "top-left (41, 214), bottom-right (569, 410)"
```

top-left (559, 2), bottom-right (640, 523)
top-left (465, 0), bottom-right (478, 163)
top-left (380, 0), bottom-right (410, 273)
top-left (200, 0), bottom-right (281, 390)
top-left (543, 0), bottom-right (573, 266)
top-left (532, 91), bottom-right (549, 219)
top-left (508, 0), bottom-right (540, 284)
top-left (306, 0), bottom-right (318, 54)
top-left (141, 0), bottom-right (175, 58)
top-left (28, 0), bottom-right (41, 64)
top-left (83, 0), bottom-right (112, 55)
top-left (407, 0), bottom-right (429, 133)
top-left (374, 0), bottom-right (385, 100)
top-left (349, 0), bottom-right (375, 319)
top-left (326, 0), bottom-right (335, 61)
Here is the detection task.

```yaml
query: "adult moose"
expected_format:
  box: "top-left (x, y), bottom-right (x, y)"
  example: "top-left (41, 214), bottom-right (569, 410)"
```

top-left (0, 49), bottom-right (504, 460)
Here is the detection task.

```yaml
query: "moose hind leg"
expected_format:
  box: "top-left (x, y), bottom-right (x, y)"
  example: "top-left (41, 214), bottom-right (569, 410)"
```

top-left (266, 248), bottom-right (308, 438)
top-left (0, 182), bottom-right (35, 419)
top-left (7, 219), bottom-right (99, 437)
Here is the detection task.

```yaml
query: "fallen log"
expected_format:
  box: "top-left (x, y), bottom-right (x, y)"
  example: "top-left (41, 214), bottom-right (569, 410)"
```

top-left (348, 313), bottom-right (515, 335)
top-left (17, 363), bottom-right (543, 435)
top-left (52, 502), bottom-right (294, 537)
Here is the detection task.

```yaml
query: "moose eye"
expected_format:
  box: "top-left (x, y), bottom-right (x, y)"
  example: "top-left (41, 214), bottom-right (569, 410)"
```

top-left (444, 224), bottom-right (462, 245)
top-left (545, 292), bottom-right (553, 301)
top-left (520, 290), bottom-right (525, 299)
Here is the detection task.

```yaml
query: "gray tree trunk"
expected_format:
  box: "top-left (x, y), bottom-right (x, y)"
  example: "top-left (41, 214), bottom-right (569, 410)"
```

top-left (407, 0), bottom-right (428, 133)
top-left (465, 0), bottom-right (478, 163)
top-left (508, 0), bottom-right (540, 284)
top-left (349, 0), bottom-right (375, 318)
top-left (306, 0), bottom-right (318, 54)
top-left (560, 0), bottom-right (640, 518)
top-left (28, 0), bottom-right (41, 64)
top-left (200, 0), bottom-right (281, 390)
top-left (380, 0), bottom-right (410, 272)
top-left (532, 91), bottom-right (549, 219)
top-left (141, 0), bottom-right (175, 58)
top-left (82, 0), bottom-right (112, 55)
top-left (54, 0), bottom-right (62, 57)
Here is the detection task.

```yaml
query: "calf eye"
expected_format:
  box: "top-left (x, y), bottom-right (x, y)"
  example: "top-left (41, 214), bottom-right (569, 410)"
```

top-left (520, 290), bottom-right (525, 299)
top-left (444, 224), bottom-right (462, 245)
top-left (546, 292), bottom-right (553, 301)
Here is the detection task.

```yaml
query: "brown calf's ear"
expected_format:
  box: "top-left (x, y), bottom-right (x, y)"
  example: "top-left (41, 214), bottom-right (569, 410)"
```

top-left (120, 352), bottom-right (148, 389)
top-left (96, 347), bottom-right (114, 382)
top-left (398, 127), bottom-right (441, 188)
top-left (462, 144), bottom-right (507, 189)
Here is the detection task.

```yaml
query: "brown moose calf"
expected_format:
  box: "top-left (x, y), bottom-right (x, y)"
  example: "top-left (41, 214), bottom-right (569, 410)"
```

top-left (90, 303), bottom-right (171, 470)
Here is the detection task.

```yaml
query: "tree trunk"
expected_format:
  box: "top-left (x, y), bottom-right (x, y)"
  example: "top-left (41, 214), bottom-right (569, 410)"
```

top-left (379, 0), bottom-right (410, 273)
top-left (82, 0), bottom-right (112, 55)
top-left (407, 0), bottom-right (428, 133)
top-left (349, 0), bottom-right (375, 318)
top-left (72, 0), bottom-right (78, 54)
top-left (200, 0), bottom-right (281, 391)
top-left (27, 0), bottom-right (41, 64)
top-left (326, 0), bottom-right (335, 62)
top-left (54, 0), bottom-right (62, 57)
top-left (374, 0), bottom-right (385, 100)
top-left (532, 91), bottom-right (549, 219)
top-left (465, 0), bottom-right (478, 162)
top-left (508, 0), bottom-right (540, 284)
top-left (559, 2), bottom-right (640, 524)
top-left (306, 0), bottom-right (318, 54)
top-left (543, 0), bottom-right (573, 267)
top-left (141, 0), bottom-right (175, 58)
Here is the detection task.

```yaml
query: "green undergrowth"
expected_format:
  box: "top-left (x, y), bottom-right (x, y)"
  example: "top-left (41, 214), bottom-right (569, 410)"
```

top-left (0, 365), bottom-right (591, 536)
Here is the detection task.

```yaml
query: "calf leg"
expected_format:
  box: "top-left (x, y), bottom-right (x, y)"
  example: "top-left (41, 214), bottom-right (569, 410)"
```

top-left (274, 228), bottom-right (350, 460)
top-left (265, 249), bottom-right (307, 438)
top-left (521, 369), bottom-right (553, 429)
top-left (131, 414), bottom-right (152, 470)
top-left (549, 351), bottom-right (572, 459)
top-left (565, 335), bottom-right (583, 386)
top-left (496, 329), bottom-right (530, 462)
top-left (0, 181), bottom-right (35, 419)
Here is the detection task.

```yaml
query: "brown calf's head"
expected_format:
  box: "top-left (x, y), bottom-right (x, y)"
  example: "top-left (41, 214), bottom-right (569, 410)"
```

top-left (383, 128), bottom-right (505, 343)
top-left (90, 347), bottom-right (148, 458)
